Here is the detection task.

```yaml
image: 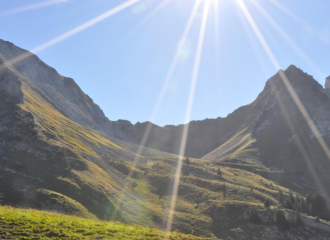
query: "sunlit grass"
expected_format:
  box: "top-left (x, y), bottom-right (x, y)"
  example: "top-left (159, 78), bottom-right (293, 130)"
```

top-left (0, 206), bottom-right (208, 239)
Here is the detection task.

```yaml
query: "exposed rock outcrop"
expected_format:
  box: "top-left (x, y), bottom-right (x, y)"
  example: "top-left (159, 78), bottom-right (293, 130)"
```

top-left (325, 76), bottom-right (330, 89)
top-left (0, 67), bottom-right (24, 105)
top-left (325, 76), bottom-right (330, 97)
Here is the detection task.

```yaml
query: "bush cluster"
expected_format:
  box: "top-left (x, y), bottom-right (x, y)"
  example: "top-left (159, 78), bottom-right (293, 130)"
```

top-left (278, 191), bottom-right (330, 221)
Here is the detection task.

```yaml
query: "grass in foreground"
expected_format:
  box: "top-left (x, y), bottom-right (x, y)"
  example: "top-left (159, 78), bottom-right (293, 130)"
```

top-left (0, 206), bottom-right (210, 240)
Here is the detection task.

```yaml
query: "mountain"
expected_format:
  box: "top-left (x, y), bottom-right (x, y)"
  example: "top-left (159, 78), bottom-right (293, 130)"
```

top-left (111, 64), bottom-right (330, 194)
top-left (115, 64), bottom-right (330, 195)
top-left (1, 39), bottom-right (330, 239)
top-left (204, 65), bottom-right (330, 194)
top-left (0, 38), bottom-right (176, 222)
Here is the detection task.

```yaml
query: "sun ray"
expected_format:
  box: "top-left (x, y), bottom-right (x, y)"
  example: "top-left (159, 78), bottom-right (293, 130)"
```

top-left (108, 0), bottom-right (172, 53)
top-left (271, 86), bottom-right (330, 200)
top-left (213, 0), bottom-right (221, 81)
top-left (234, 0), bottom-right (271, 78)
top-left (268, 0), bottom-right (310, 28)
top-left (128, 0), bottom-right (172, 38)
top-left (0, 0), bottom-right (141, 71)
top-left (236, 0), bottom-right (330, 197)
top-left (0, 0), bottom-right (69, 17)
top-left (123, 0), bottom-right (203, 168)
top-left (249, 0), bottom-right (324, 80)
top-left (165, 0), bottom-right (211, 233)
top-left (109, 0), bottom-right (203, 222)
top-left (115, 0), bottom-right (202, 185)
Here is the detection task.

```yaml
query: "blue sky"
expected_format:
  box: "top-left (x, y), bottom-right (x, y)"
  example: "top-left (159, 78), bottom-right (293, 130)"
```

top-left (1, 0), bottom-right (330, 126)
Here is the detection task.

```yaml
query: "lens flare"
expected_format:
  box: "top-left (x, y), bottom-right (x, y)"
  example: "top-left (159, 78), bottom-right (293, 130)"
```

top-left (236, 0), bottom-right (330, 199)
top-left (131, 0), bottom-right (147, 14)
top-left (166, 0), bottom-right (211, 233)
top-left (110, 0), bottom-right (172, 53)
top-left (178, 39), bottom-right (193, 60)
top-left (249, 0), bottom-right (324, 80)
top-left (109, 0), bottom-right (202, 222)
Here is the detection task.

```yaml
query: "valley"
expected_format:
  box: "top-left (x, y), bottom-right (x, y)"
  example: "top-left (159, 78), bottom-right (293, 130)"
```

top-left (1, 39), bottom-right (330, 239)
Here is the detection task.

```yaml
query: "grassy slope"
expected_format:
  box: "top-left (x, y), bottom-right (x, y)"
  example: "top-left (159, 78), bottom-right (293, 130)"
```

top-left (4, 80), bottom-right (298, 236)
top-left (0, 206), bottom-right (210, 240)
top-left (203, 128), bottom-right (256, 161)
top-left (0, 56), bottom-right (180, 224)
top-left (0, 56), bottom-right (312, 238)
top-left (202, 128), bottom-right (267, 171)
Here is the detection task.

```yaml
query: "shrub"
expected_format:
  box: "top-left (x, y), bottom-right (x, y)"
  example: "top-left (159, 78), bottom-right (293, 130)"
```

top-left (217, 167), bottom-right (222, 177)
top-left (315, 216), bottom-right (320, 223)
top-left (264, 198), bottom-right (271, 209)
top-left (306, 192), bottom-right (330, 221)
top-left (278, 191), bottom-right (284, 204)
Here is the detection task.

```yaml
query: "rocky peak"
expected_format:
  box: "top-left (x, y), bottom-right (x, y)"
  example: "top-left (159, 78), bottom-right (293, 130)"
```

top-left (285, 64), bottom-right (300, 72)
top-left (263, 64), bottom-right (325, 99)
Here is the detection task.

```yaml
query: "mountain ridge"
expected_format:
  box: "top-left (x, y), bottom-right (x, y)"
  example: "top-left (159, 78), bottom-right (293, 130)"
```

top-left (3, 38), bottom-right (328, 160)
top-left (2, 39), bottom-right (330, 239)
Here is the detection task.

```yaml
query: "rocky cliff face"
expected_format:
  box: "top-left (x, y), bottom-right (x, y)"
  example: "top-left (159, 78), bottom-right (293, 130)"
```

top-left (0, 39), bottom-right (255, 157)
top-left (2, 39), bottom-right (330, 238)
top-left (0, 39), bottom-right (119, 136)
top-left (325, 76), bottom-right (330, 89)
top-left (202, 65), bottom-right (330, 194)
top-left (3, 39), bottom-right (330, 167)
top-left (0, 62), bottom-right (24, 105)
top-left (0, 39), bottom-right (161, 220)
top-left (121, 66), bottom-right (330, 159)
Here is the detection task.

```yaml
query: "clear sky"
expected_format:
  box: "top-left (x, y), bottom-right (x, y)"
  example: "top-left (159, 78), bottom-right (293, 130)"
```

top-left (1, 0), bottom-right (329, 126)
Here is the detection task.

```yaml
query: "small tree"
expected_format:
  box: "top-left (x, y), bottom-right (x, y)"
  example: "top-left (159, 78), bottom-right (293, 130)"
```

top-left (278, 190), bottom-right (284, 204)
top-left (264, 198), bottom-right (271, 209)
top-left (185, 157), bottom-right (191, 165)
top-left (182, 167), bottom-right (190, 176)
top-left (157, 181), bottom-right (166, 200)
top-left (223, 184), bottom-right (227, 199)
top-left (217, 167), bottom-right (222, 177)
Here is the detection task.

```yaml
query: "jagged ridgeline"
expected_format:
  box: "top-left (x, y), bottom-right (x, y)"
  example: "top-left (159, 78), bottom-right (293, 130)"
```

top-left (1, 39), bottom-right (330, 239)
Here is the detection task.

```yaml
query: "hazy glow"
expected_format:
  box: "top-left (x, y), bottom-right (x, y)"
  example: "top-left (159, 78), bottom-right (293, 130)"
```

top-left (166, 0), bottom-right (211, 233)
top-left (125, 0), bottom-right (202, 163)
top-left (124, 0), bottom-right (202, 178)
top-left (0, 0), bottom-right (140, 71)
top-left (0, 0), bottom-right (69, 17)
top-left (2, 0), bottom-right (329, 232)
top-left (271, 88), bottom-right (329, 199)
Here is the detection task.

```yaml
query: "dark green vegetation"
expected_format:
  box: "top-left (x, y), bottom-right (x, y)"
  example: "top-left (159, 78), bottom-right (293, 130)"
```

top-left (1, 39), bottom-right (330, 239)
top-left (279, 191), bottom-right (330, 221)
top-left (0, 206), bottom-right (207, 239)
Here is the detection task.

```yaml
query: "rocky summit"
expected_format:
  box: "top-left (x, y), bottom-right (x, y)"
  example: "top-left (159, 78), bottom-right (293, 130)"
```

top-left (1, 39), bottom-right (330, 239)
